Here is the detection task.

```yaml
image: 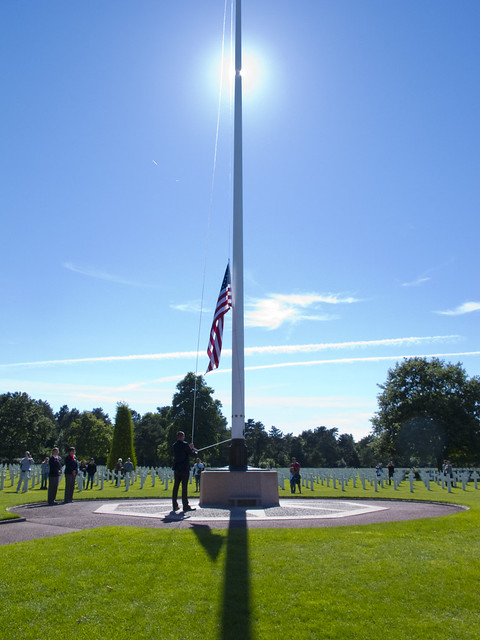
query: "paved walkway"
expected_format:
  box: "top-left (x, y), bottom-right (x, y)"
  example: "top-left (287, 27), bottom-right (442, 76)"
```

top-left (0, 498), bottom-right (464, 545)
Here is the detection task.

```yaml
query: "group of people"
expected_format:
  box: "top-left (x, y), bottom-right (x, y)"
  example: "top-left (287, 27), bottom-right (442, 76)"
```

top-left (442, 460), bottom-right (453, 478)
top-left (376, 461), bottom-right (395, 484)
top-left (16, 447), bottom-right (99, 505)
top-left (16, 436), bottom-right (204, 513)
top-left (18, 441), bottom-right (409, 516)
top-left (113, 457), bottom-right (134, 479)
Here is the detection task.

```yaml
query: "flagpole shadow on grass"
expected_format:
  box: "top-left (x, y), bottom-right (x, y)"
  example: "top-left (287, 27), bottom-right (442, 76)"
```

top-left (221, 510), bottom-right (251, 640)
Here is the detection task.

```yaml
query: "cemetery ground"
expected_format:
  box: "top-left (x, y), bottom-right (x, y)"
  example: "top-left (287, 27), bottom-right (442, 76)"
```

top-left (0, 475), bottom-right (478, 639)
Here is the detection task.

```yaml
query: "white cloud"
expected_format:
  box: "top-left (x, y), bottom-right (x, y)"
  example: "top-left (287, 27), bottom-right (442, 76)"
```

top-left (402, 276), bottom-right (430, 287)
top-left (0, 335), bottom-right (461, 368)
top-left (435, 302), bottom-right (480, 316)
top-left (171, 301), bottom-right (206, 314)
top-left (245, 292), bottom-right (360, 330)
top-left (206, 350), bottom-right (480, 375)
top-left (63, 262), bottom-right (157, 289)
top-left (244, 335), bottom-right (460, 355)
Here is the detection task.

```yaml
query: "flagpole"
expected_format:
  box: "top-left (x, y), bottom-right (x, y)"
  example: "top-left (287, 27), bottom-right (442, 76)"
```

top-left (229, 0), bottom-right (248, 469)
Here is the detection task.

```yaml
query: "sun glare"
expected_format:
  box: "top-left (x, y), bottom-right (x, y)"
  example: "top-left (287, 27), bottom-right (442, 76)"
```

top-left (241, 49), bottom-right (264, 94)
top-left (209, 44), bottom-right (268, 102)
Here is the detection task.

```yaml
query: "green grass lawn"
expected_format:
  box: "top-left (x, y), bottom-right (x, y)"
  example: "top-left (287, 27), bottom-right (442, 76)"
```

top-left (0, 476), bottom-right (478, 639)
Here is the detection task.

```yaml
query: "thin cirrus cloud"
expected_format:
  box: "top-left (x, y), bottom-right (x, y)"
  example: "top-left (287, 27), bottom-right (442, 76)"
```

top-left (401, 276), bottom-right (431, 287)
top-left (171, 301), bottom-right (208, 314)
top-left (0, 334), bottom-right (460, 368)
top-left (435, 302), bottom-right (480, 316)
top-left (63, 262), bottom-right (158, 289)
top-left (245, 293), bottom-right (360, 330)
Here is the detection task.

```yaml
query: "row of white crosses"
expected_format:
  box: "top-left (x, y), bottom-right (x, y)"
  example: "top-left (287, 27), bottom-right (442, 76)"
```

top-left (1, 464), bottom-right (479, 495)
top-left (276, 467), bottom-right (480, 494)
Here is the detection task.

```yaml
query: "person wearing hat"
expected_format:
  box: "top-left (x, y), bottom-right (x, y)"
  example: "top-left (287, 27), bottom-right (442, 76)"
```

top-left (16, 450), bottom-right (34, 493)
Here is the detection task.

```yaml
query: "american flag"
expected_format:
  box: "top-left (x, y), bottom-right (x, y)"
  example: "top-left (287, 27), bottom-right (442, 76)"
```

top-left (206, 264), bottom-right (232, 373)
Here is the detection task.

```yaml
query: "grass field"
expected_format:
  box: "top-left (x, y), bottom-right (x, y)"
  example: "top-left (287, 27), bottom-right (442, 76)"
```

top-left (0, 476), bottom-right (478, 639)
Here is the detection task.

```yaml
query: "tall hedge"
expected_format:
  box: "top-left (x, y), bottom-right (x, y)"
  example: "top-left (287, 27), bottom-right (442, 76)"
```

top-left (107, 403), bottom-right (137, 470)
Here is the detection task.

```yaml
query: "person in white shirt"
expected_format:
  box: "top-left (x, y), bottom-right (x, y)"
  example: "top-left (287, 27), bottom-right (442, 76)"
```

top-left (16, 450), bottom-right (34, 493)
top-left (192, 458), bottom-right (205, 492)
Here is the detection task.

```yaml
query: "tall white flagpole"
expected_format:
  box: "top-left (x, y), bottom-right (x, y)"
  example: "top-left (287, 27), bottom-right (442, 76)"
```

top-left (230, 0), bottom-right (248, 469)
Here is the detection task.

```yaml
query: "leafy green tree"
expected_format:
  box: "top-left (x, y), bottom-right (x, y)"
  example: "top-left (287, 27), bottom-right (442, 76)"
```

top-left (337, 433), bottom-right (360, 467)
top-left (301, 426), bottom-right (340, 467)
top-left (161, 373), bottom-right (229, 467)
top-left (288, 435), bottom-right (305, 466)
top-left (264, 426), bottom-right (290, 467)
top-left (355, 435), bottom-right (378, 468)
top-left (134, 407), bottom-right (168, 466)
top-left (90, 407), bottom-right (112, 426)
top-left (0, 392), bottom-right (56, 461)
top-left (371, 357), bottom-right (480, 466)
top-left (54, 405), bottom-right (81, 455)
top-left (107, 404), bottom-right (137, 470)
top-left (69, 411), bottom-right (113, 464)
top-left (244, 419), bottom-right (269, 467)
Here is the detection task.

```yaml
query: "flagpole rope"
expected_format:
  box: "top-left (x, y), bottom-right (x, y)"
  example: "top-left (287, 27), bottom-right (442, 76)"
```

top-left (196, 438), bottom-right (232, 452)
top-left (191, 0), bottom-right (232, 447)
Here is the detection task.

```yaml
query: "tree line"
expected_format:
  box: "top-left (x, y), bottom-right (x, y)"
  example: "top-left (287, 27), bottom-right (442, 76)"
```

top-left (1, 358), bottom-right (479, 468)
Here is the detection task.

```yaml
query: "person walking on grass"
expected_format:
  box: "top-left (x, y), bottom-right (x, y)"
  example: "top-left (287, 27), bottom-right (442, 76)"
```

top-left (172, 431), bottom-right (198, 512)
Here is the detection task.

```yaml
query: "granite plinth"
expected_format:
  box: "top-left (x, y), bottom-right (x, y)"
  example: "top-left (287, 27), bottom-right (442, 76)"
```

top-left (199, 469), bottom-right (280, 507)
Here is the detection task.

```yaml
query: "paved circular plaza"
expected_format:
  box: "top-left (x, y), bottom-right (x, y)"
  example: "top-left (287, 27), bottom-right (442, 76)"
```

top-left (0, 497), bottom-right (464, 545)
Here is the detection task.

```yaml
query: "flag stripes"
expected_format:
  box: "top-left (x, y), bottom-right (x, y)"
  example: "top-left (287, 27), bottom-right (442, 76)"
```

top-left (206, 264), bottom-right (232, 372)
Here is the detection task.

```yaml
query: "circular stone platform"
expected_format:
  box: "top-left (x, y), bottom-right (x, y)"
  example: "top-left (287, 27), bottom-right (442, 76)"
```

top-left (95, 498), bottom-right (389, 522)
top-left (0, 497), bottom-right (465, 545)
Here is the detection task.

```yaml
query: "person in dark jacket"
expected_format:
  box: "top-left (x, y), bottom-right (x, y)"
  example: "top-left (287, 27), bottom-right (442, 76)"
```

top-left (48, 447), bottom-right (63, 505)
top-left (387, 461), bottom-right (395, 485)
top-left (86, 458), bottom-right (97, 489)
top-left (172, 431), bottom-right (198, 512)
top-left (63, 447), bottom-right (78, 504)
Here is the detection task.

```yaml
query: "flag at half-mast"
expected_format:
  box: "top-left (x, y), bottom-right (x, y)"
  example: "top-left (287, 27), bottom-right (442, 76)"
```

top-left (206, 263), bottom-right (232, 373)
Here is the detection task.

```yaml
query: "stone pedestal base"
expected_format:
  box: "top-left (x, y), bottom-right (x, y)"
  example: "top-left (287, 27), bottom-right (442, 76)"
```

top-left (199, 469), bottom-right (279, 507)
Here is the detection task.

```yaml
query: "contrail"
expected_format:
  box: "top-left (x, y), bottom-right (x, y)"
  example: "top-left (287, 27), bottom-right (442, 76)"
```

top-left (0, 334), bottom-right (462, 368)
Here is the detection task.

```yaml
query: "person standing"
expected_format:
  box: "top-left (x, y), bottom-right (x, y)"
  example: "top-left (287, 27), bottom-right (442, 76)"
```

top-left (387, 461), bottom-right (395, 485)
top-left (16, 451), bottom-right (34, 493)
top-left (41, 456), bottom-right (49, 489)
top-left (172, 431), bottom-right (197, 512)
top-left (63, 447), bottom-right (78, 503)
top-left (289, 457), bottom-right (301, 494)
top-left (192, 457), bottom-right (205, 492)
top-left (114, 458), bottom-right (124, 479)
top-left (123, 457), bottom-right (134, 485)
top-left (85, 458), bottom-right (97, 489)
top-left (48, 447), bottom-right (63, 505)
top-left (123, 457), bottom-right (134, 473)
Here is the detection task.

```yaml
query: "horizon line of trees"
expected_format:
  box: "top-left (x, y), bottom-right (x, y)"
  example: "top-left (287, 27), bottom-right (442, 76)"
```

top-left (1, 358), bottom-right (479, 469)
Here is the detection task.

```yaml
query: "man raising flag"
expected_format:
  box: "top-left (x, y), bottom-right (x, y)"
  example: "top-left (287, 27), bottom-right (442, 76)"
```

top-left (206, 263), bottom-right (232, 373)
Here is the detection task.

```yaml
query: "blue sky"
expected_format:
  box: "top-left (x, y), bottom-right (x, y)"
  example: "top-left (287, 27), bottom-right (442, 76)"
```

top-left (1, 0), bottom-right (479, 441)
